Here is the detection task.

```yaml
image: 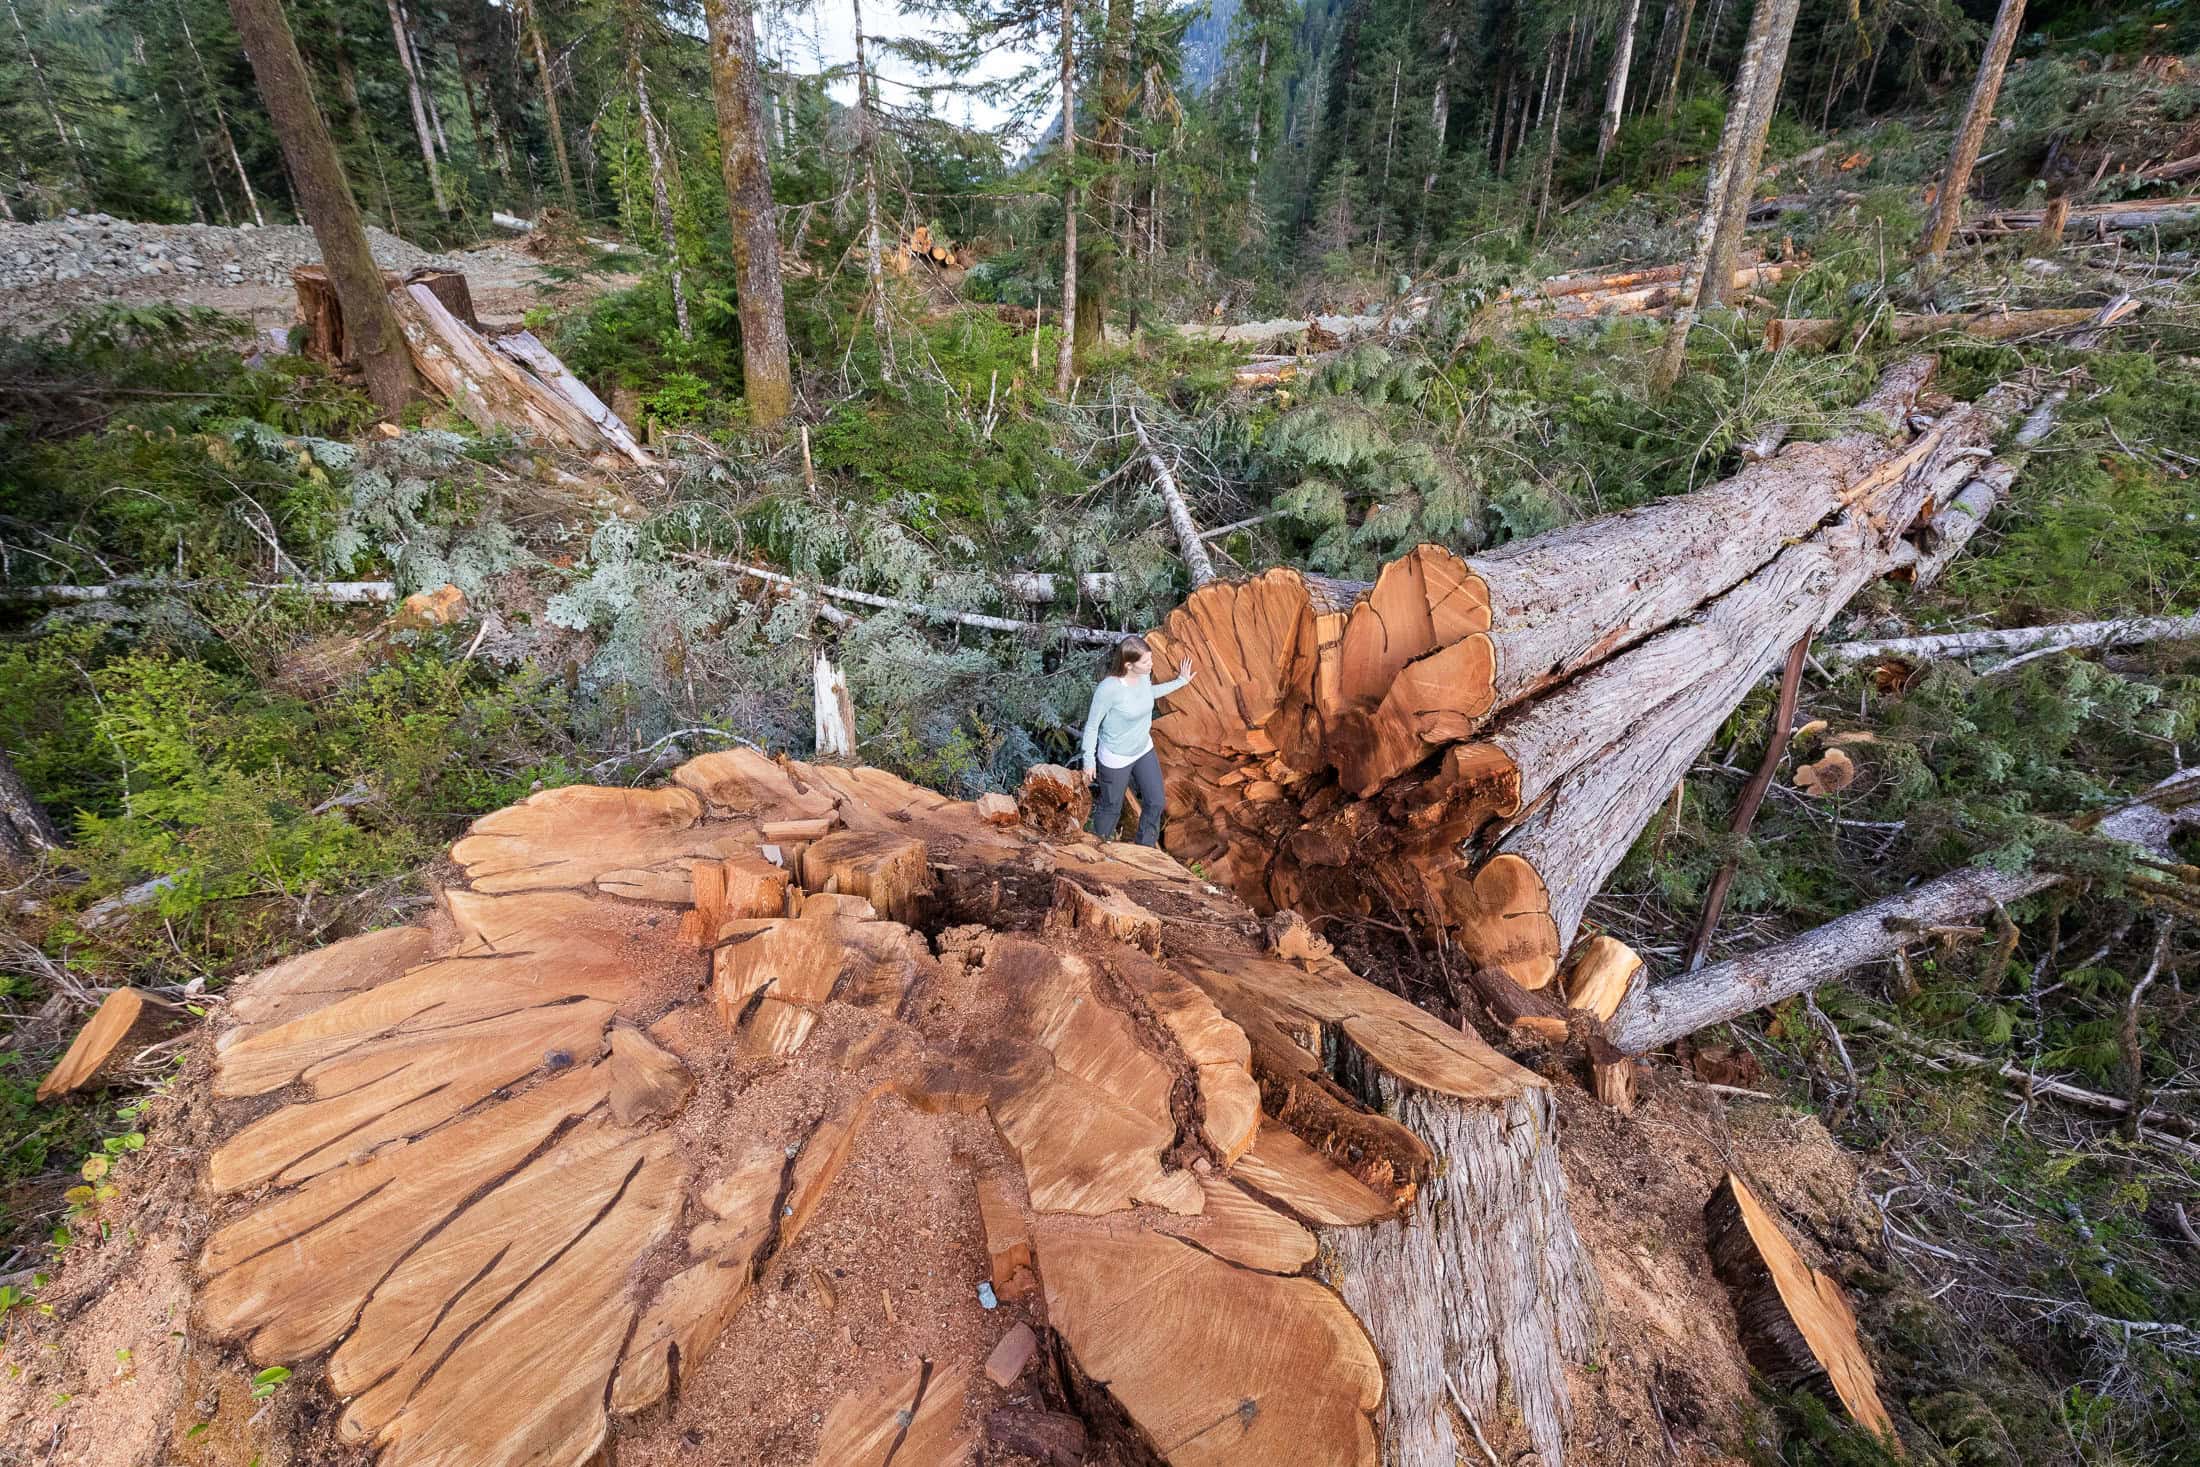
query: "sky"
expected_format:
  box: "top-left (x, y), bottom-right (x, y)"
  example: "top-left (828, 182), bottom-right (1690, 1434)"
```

top-left (765, 0), bottom-right (1051, 142)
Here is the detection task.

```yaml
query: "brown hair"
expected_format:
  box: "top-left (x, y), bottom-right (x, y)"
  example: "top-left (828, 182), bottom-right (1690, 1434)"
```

top-left (1106, 636), bottom-right (1151, 678)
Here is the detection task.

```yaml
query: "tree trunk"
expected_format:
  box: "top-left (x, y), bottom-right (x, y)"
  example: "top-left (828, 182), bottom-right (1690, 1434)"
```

top-left (1054, 0), bottom-right (1079, 396)
top-left (1659, 0), bottom-right (1697, 116)
top-left (0, 747), bottom-right (61, 870)
top-left (627, 36), bottom-right (689, 340)
top-left (1128, 408), bottom-right (1216, 587)
top-left (1144, 358), bottom-right (2038, 992)
top-left (1248, 34), bottom-right (1269, 207)
top-left (173, 0), bottom-right (266, 226)
top-left (702, 0), bottom-right (793, 426)
top-left (850, 0), bottom-right (891, 379)
top-left (1597, 0), bottom-right (1642, 168)
top-left (1075, 0), bottom-right (1132, 369)
top-left (383, 0), bottom-right (449, 214)
top-left (1608, 769), bottom-right (2200, 1053)
top-left (1700, 0), bottom-right (1802, 309)
top-left (1649, 0), bottom-right (1801, 392)
top-left (1421, 23), bottom-right (1457, 209)
top-left (1535, 18), bottom-right (1576, 240)
top-left (1376, 57), bottom-right (1403, 250)
top-left (226, 0), bottom-right (420, 414)
top-left (336, 44), bottom-right (400, 230)
top-left (518, 0), bottom-right (577, 212)
top-left (1921, 0), bottom-right (2026, 260)
top-left (7, 0), bottom-right (89, 196)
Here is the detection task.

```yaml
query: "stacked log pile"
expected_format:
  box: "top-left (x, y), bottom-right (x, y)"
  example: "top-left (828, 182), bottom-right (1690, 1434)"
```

top-left (186, 748), bottom-right (1600, 1467)
top-left (1144, 356), bottom-right (2035, 994)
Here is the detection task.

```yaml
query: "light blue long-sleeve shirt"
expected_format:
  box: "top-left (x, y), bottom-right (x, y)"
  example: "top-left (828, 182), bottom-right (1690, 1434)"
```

top-left (1081, 673), bottom-right (1191, 769)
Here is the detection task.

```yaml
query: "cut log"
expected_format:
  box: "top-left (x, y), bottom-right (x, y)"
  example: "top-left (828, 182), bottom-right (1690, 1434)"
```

top-left (181, 752), bottom-right (1602, 1467)
top-left (1764, 305), bottom-right (2123, 351)
top-left (1562, 935), bottom-right (1643, 1021)
top-left (1955, 195), bottom-right (2200, 239)
top-left (1706, 1174), bottom-right (1897, 1442)
top-left (1146, 357), bottom-right (2035, 989)
top-left (36, 989), bottom-right (186, 1101)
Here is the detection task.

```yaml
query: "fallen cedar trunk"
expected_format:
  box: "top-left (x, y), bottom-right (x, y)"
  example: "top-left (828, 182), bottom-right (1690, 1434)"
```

top-left (1764, 305), bottom-right (2113, 351)
top-left (183, 749), bottom-right (1600, 1467)
top-left (1606, 768), bottom-right (2200, 1054)
top-left (1144, 356), bottom-right (2036, 988)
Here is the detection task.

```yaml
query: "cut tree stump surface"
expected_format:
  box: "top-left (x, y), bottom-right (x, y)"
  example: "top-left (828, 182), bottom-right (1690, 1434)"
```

top-left (1144, 359), bottom-right (2034, 994)
top-left (187, 747), bottom-right (1590, 1467)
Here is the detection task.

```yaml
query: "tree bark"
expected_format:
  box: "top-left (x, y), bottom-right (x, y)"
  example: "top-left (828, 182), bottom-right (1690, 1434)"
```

top-left (226, 0), bottom-right (420, 414)
top-left (1700, 0), bottom-right (1801, 309)
top-left (173, 0), bottom-right (266, 226)
top-left (384, 0), bottom-right (450, 214)
top-left (518, 0), bottom-right (577, 212)
top-left (1608, 769), bottom-right (2200, 1053)
top-left (1921, 0), bottom-right (2026, 261)
top-left (1073, 0), bottom-right (1132, 368)
top-left (1248, 34), bottom-right (1269, 207)
top-left (1054, 0), bottom-right (1079, 396)
top-left (1535, 18), bottom-right (1576, 240)
top-left (1597, 0), bottom-right (1643, 168)
top-left (0, 747), bottom-right (62, 870)
top-left (1650, 0), bottom-right (1801, 391)
top-left (702, 0), bottom-right (794, 426)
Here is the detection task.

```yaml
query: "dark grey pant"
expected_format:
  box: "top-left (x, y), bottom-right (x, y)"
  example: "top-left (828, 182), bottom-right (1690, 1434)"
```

top-left (1092, 749), bottom-right (1165, 845)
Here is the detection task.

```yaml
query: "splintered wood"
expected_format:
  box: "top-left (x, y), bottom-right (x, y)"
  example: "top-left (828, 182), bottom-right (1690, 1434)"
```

top-left (1146, 358), bottom-right (2036, 996)
top-left (1707, 1175), bottom-right (1898, 1445)
top-left (36, 988), bottom-right (184, 1101)
top-left (189, 746), bottom-right (1589, 1467)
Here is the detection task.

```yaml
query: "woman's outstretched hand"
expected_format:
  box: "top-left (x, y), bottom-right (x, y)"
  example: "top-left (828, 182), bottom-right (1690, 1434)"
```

top-left (1177, 658), bottom-right (1194, 682)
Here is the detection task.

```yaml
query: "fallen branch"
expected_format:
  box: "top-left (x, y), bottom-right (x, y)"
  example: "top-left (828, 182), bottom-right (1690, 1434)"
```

top-left (1854, 1013), bottom-right (2200, 1150)
top-left (0, 578), bottom-right (397, 604)
top-left (1127, 408), bottom-right (1216, 588)
top-left (1822, 612), bottom-right (2200, 667)
top-left (680, 556), bottom-right (1119, 645)
top-left (1608, 770), bottom-right (2200, 1053)
top-left (1685, 637), bottom-right (1809, 972)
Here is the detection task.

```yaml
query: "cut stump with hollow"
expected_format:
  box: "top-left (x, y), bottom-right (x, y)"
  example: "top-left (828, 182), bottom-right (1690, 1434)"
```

top-left (184, 747), bottom-right (1601, 1467)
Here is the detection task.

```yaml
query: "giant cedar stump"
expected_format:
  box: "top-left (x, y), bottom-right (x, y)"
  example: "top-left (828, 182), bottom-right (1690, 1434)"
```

top-left (192, 748), bottom-right (1597, 1467)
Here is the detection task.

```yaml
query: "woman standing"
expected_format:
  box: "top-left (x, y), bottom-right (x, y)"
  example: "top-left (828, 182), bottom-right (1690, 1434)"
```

top-left (1080, 636), bottom-right (1195, 846)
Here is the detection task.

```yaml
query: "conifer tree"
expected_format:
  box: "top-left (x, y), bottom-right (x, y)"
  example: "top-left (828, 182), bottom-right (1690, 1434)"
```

top-left (702, 0), bottom-right (793, 425)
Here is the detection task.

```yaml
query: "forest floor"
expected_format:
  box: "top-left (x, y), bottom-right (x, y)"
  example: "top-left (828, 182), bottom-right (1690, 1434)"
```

top-left (0, 217), bottom-right (637, 334)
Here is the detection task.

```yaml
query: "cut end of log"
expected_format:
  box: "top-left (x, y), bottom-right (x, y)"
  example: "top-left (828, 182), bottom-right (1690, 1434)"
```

top-left (37, 989), bottom-right (185, 1102)
top-left (1707, 1173), bottom-right (1898, 1446)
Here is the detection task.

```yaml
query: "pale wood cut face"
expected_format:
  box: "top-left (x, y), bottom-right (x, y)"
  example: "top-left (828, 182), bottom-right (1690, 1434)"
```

top-left (190, 752), bottom-right (1536, 1466)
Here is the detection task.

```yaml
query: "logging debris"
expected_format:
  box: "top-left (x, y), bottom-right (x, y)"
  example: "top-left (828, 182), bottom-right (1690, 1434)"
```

top-left (36, 989), bottom-right (186, 1101)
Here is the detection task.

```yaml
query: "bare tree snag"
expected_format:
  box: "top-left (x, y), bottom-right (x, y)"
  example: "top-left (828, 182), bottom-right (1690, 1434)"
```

top-left (1146, 358), bottom-right (2033, 988)
top-left (226, 0), bottom-right (421, 414)
top-left (36, 990), bottom-right (186, 1101)
top-left (1921, 0), bottom-right (2026, 261)
top-left (1609, 769), bottom-right (2200, 1053)
top-left (1597, 0), bottom-right (1645, 169)
top-left (183, 748), bottom-right (1600, 1465)
top-left (1706, 1174), bottom-right (1897, 1441)
top-left (382, 0), bottom-right (448, 214)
